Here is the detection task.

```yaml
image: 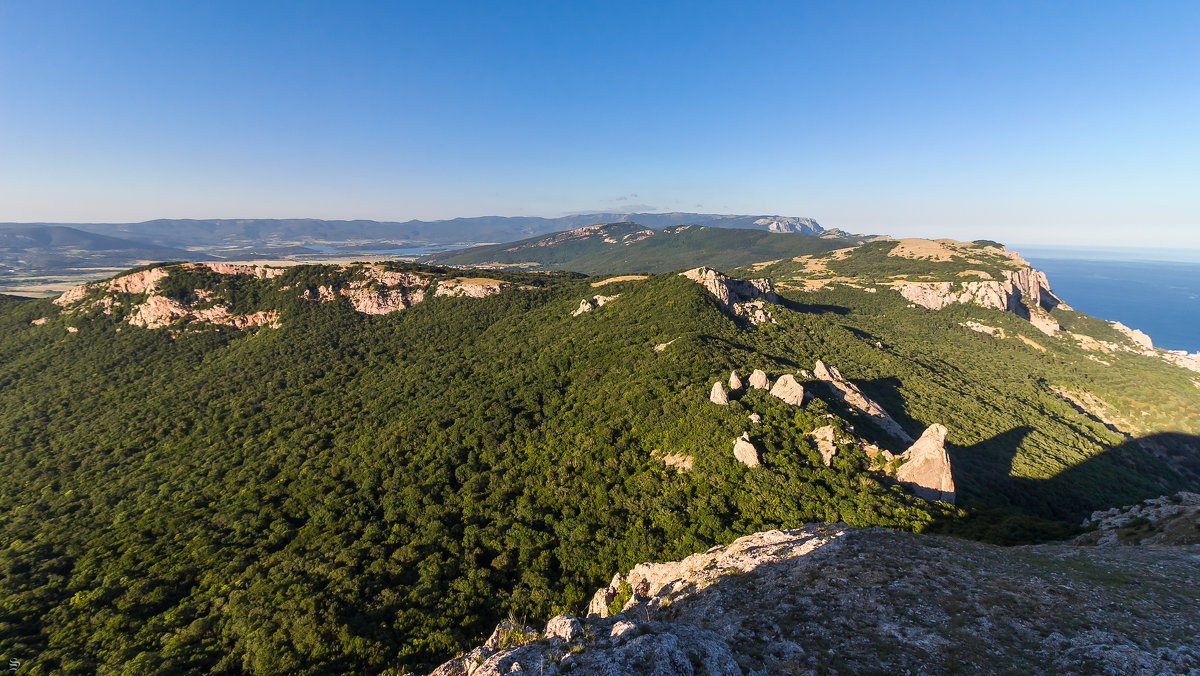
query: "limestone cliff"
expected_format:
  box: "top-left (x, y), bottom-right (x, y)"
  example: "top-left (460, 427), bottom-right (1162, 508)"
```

top-left (50, 262), bottom-right (518, 332)
top-left (681, 267), bottom-right (778, 324)
top-left (895, 267), bottom-right (1065, 336)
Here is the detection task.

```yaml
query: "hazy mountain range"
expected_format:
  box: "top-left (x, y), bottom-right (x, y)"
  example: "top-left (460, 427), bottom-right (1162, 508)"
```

top-left (0, 213), bottom-right (826, 252)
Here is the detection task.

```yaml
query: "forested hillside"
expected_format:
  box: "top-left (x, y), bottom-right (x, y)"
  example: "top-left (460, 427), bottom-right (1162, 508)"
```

top-left (0, 256), bottom-right (1197, 674)
top-left (421, 223), bottom-right (862, 273)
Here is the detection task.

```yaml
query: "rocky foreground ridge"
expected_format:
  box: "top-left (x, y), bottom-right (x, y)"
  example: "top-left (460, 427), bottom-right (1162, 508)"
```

top-left (431, 518), bottom-right (1200, 676)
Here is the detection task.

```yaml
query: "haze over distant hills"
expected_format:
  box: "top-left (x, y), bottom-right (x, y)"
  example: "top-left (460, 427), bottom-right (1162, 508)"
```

top-left (423, 222), bottom-right (865, 274)
top-left (0, 212), bottom-right (827, 253)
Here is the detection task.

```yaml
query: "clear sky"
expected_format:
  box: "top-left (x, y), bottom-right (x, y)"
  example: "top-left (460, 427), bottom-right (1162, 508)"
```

top-left (1, 1), bottom-right (1197, 246)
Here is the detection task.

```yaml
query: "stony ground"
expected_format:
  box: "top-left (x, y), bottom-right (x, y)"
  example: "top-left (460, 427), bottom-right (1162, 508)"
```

top-left (431, 523), bottom-right (1200, 675)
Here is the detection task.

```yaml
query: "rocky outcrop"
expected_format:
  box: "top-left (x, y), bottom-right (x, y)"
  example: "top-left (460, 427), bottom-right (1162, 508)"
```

top-left (894, 424), bottom-right (955, 504)
top-left (1112, 321), bottom-right (1154, 349)
top-left (572, 293), bottom-right (619, 316)
top-left (811, 425), bottom-right (838, 466)
top-left (768, 374), bottom-right (805, 407)
top-left (961, 321), bottom-right (1005, 338)
top-left (732, 433), bottom-right (759, 467)
top-left (433, 524), bottom-right (1200, 676)
top-left (813, 360), bottom-right (913, 443)
top-left (655, 452), bottom-right (694, 472)
top-left (709, 381), bottom-right (728, 405)
top-left (895, 266), bottom-right (1065, 335)
top-left (434, 277), bottom-right (514, 298)
top-left (728, 370), bottom-right (742, 391)
top-left (1076, 492), bottom-right (1200, 546)
top-left (748, 413), bottom-right (762, 424)
top-left (749, 369), bottom-right (768, 390)
top-left (681, 267), bottom-right (778, 323)
top-left (733, 299), bottom-right (775, 325)
top-left (754, 216), bottom-right (823, 234)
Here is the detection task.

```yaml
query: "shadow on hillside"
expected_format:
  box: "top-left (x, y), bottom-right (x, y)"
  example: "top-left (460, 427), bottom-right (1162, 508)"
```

top-left (945, 427), bottom-right (1198, 525)
top-left (774, 296), bottom-right (849, 316)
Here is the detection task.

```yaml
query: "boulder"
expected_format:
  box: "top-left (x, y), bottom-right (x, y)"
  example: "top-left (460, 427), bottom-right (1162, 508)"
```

top-left (733, 433), bottom-right (759, 467)
top-left (709, 381), bottom-right (728, 405)
top-left (769, 374), bottom-right (805, 407)
top-left (729, 370), bottom-right (742, 390)
top-left (749, 369), bottom-right (769, 389)
top-left (894, 424), bottom-right (955, 504)
top-left (748, 413), bottom-right (762, 424)
top-left (544, 614), bottom-right (583, 643)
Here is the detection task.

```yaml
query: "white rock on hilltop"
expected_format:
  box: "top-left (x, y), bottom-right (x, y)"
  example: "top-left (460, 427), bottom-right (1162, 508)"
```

top-left (769, 374), bottom-right (805, 407)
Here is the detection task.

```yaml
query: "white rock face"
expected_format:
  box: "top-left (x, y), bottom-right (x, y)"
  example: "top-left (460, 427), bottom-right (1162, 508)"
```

top-left (894, 424), bottom-right (955, 504)
top-left (733, 433), bottom-right (759, 467)
top-left (573, 298), bottom-right (595, 316)
top-left (572, 294), bottom-right (620, 316)
top-left (1112, 321), bottom-right (1154, 349)
top-left (748, 413), bottom-right (762, 424)
top-left (709, 381), bottom-right (728, 405)
top-left (681, 267), bottom-right (778, 324)
top-left (811, 425), bottom-right (838, 466)
top-left (769, 374), bottom-right (805, 407)
top-left (729, 370), bottom-right (742, 390)
top-left (813, 360), bottom-right (913, 443)
top-left (749, 369), bottom-right (769, 389)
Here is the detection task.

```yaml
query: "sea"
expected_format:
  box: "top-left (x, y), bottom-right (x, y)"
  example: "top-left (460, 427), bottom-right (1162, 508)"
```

top-left (1014, 245), bottom-right (1200, 353)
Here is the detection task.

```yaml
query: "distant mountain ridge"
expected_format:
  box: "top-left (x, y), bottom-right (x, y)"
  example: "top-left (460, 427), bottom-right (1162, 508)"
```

top-left (0, 212), bottom-right (827, 250)
top-left (422, 222), bottom-right (866, 274)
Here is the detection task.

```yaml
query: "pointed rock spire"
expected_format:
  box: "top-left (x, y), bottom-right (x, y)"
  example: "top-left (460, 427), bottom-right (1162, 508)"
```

top-left (895, 424), bottom-right (955, 504)
top-left (710, 381), bottom-right (729, 405)
top-left (769, 374), bottom-right (805, 407)
top-left (729, 370), bottom-right (742, 390)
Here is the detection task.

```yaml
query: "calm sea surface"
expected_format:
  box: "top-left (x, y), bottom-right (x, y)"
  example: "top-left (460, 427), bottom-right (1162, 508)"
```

top-left (1015, 246), bottom-right (1200, 353)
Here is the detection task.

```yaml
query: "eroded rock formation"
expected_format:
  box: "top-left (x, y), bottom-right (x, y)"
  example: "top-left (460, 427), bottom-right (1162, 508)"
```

top-left (732, 433), bottom-right (759, 467)
top-left (768, 374), bottom-right (805, 407)
top-left (895, 267), bottom-right (1065, 336)
top-left (681, 267), bottom-right (778, 324)
top-left (811, 425), bottom-right (838, 466)
top-left (894, 424), bottom-right (955, 504)
top-left (749, 369), bottom-right (769, 389)
top-left (709, 381), bottom-right (728, 405)
top-left (813, 360), bottom-right (913, 443)
top-left (729, 370), bottom-right (742, 390)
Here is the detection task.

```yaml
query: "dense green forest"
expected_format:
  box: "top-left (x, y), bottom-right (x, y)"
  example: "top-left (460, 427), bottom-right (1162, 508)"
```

top-left (0, 260), bottom-right (1197, 673)
top-left (422, 223), bottom-right (857, 273)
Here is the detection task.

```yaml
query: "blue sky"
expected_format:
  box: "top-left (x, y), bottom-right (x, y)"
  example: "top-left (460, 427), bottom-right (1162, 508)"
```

top-left (1, 1), bottom-right (1197, 246)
